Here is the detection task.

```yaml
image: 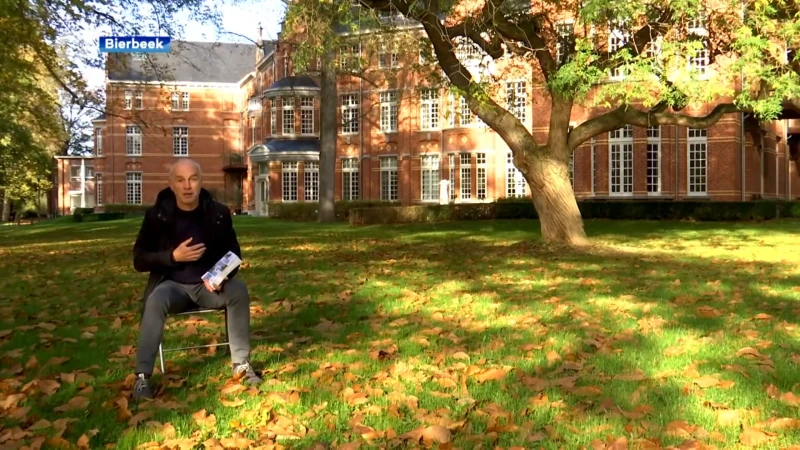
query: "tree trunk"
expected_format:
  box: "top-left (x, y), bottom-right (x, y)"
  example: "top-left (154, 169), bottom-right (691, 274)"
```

top-left (1, 192), bottom-right (10, 222)
top-left (318, 50), bottom-right (336, 223)
top-left (523, 151), bottom-right (589, 246)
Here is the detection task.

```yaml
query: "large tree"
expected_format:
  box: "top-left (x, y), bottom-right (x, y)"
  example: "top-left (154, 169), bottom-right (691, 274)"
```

top-left (338, 0), bottom-right (800, 245)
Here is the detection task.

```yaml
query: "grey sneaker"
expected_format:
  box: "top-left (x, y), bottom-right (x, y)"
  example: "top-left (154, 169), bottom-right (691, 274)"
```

top-left (232, 361), bottom-right (262, 384)
top-left (132, 373), bottom-right (154, 400)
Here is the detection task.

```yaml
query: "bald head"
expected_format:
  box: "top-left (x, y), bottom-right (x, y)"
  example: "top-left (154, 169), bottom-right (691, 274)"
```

top-left (169, 158), bottom-right (203, 210)
top-left (169, 158), bottom-right (203, 180)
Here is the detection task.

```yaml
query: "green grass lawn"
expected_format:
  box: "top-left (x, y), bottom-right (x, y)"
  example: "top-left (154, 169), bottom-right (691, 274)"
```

top-left (0, 216), bottom-right (799, 450)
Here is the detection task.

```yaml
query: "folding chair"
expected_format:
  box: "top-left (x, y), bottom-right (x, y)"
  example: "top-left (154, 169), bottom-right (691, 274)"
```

top-left (158, 306), bottom-right (230, 374)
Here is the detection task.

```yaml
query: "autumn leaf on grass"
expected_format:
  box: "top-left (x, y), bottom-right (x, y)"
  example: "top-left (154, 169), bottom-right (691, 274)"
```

top-left (38, 379), bottom-right (60, 396)
top-left (570, 386), bottom-right (603, 397)
top-left (129, 411), bottom-right (152, 427)
top-left (693, 375), bottom-right (734, 389)
top-left (739, 425), bottom-right (776, 446)
top-left (474, 368), bottom-right (509, 383)
top-left (28, 419), bottom-right (52, 431)
top-left (192, 409), bottom-right (217, 428)
top-left (220, 398), bottom-right (246, 408)
top-left (54, 396), bottom-right (89, 412)
top-left (780, 391), bottom-right (800, 406)
top-left (0, 329), bottom-right (11, 340)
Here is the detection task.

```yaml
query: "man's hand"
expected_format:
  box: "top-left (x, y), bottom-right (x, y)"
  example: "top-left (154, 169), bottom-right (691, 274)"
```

top-left (203, 276), bottom-right (228, 293)
top-left (172, 237), bottom-right (205, 263)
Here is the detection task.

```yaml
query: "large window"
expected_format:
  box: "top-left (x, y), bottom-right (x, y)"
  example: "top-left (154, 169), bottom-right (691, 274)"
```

top-left (505, 81), bottom-right (526, 122)
top-left (304, 161), bottom-right (319, 201)
top-left (126, 126), bottom-right (142, 156)
top-left (95, 128), bottom-right (103, 156)
top-left (126, 172), bottom-right (142, 204)
top-left (380, 157), bottom-right (398, 201)
top-left (420, 89), bottom-right (439, 130)
top-left (609, 125), bottom-right (633, 195)
top-left (608, 20), bottom-right (630, 78)
top-left (460, 153), bottom-right (472, 200)
top-left (476, 152), bottom-right (487, 200)
top-left (687, 13), bottom-right (709, 76)
top-left (342, 158), bottom-right (359, 200)
top-left (647, 126), bottom-right (661, 194)
top-left (300, 97), bottom-right (314, 135)
top-left (449, 154), bottom-right (457, 201)
top-left (380, 91), bottom-right (398, 133)
top-left (282, 162), bottom-right (298, 201)
top-left (96, 173), bottom-right (103, 206)
top-left (421, 154), bottom-right (439, 201)
top-left (171, 91), bottom-right (189, 110)
top-left (270, 100), bottom-right (277, 135)
top-left (173, 127), bottom-right (188, 156)
top-left (341, 94), bottom-right (359, 135)
top-left (283, 97), bottom-right (295, 135)
top-left (506, 152), bottom-right (527, 197)
top-left (688, 128), bottom-right (708, 195)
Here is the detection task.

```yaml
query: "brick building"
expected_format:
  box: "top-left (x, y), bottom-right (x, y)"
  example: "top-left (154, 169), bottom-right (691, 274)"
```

top-left (53, 9), bottom-right (800, 216)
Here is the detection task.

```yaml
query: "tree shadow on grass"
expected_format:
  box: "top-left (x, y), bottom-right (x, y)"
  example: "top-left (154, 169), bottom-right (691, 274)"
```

top-left (2, 218), bottom-right (800, 449)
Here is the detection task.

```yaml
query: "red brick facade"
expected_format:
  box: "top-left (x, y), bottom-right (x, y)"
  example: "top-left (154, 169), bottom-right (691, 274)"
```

top-left (52, 17), bottom-right (800, 216)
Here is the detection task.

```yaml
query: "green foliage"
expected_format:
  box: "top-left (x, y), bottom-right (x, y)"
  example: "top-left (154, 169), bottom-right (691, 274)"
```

top-left (267, 200), bottom-right (398, 221)
top-left (348, 199), bottom-right (800, 225)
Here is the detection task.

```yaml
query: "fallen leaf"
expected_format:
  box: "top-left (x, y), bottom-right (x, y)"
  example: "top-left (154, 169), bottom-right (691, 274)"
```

top-left (39, 380), bottom-right (61, 396)
top-left (451, 351), bottom-right (469, 360)
top-left (693, 375), bottom-right (721, 388)
top-left (191, 409), bottom-right (217, 428)
top-left (421, 425), bottom-right (451, 444)
top-left (475, 368), bottom-right (508, 383)
top-left (129, 411), bottom-right (152, 426)
top-left (739, 425), bottom-right (776, 446)
top-left (28, 419), bottom-right (51, 431)
top-left (571, 386), bottom-right (603, 396)
top-left (77, 434), bottom-right (91, 449)
top-left (220, 398), bottom-right (246, 408)
top-left (54, 396), bottom-right (89, 412)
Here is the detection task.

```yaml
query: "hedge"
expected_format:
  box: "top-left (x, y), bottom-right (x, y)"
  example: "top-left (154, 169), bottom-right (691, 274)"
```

top-left (267, 200), bottom-right (398, 221)
top-left (102, 204), bottom-right (150, 214)
top-left (73, 212), bottom-right (127, 223)
top-left (347, 199), bottom-right (800, 225)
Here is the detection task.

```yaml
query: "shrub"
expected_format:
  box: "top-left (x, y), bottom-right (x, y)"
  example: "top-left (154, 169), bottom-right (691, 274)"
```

top-left (267, 200), bottom-right (398, 221)
top-left (348, 199), bottom-right (800, 225)
top-left (73, 212), bottom-right (127, 223)
top-left (103, 204), bottom-right (150, 214)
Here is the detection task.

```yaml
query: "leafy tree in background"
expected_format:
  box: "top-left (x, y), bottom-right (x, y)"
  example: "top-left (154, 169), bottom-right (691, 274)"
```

top-left (301, 0), bottom-right (800, 245)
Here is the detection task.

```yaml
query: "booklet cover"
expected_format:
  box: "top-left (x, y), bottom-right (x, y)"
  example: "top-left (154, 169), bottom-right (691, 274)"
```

top-left (201, 251), bottom-right (242, 287)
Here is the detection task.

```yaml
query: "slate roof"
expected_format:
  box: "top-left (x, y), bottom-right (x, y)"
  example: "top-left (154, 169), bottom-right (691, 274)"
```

top-left (265, 138), bottom-right (320, 153)
top-left (267, 75), bottom-right (319, 90)
top-left (107, 40), bottom-right (271, 84)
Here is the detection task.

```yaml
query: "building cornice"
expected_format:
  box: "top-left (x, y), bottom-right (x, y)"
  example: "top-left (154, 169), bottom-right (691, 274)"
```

top-left (108, 80), bottom-right (241, 89)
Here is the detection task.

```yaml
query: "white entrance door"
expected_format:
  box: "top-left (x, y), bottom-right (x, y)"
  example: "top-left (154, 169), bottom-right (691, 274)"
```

top-left (256, 177), bottom-right (269, 216)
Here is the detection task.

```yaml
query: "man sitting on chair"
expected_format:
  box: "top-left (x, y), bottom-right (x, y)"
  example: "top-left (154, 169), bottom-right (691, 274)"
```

top-left (131, 158), bottom-right (261, 400)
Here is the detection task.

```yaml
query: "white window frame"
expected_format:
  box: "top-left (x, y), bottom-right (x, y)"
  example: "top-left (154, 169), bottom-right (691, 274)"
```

top-left (282, 161), bottom-right (298, 202)
top-left (420, 154), bottom-right (440, 202)
top-left (341, 94), bottom-right (359, 135)
top-left (126, 172), bottom-right (142, 205)
top-left (134, 90), bottom-right (143, 109)
top-left (124, 90), bottom-right (133, 110)
top-left (126, 126), bottom-right (142, 156)
top-left (460, 152), bottom-right (472, 200)
top-left (380, 91), bottom-right (398, 133)
top-left (687, 128), bottom-right (708, 196)
top-left (173, 126), bottom-right (188, 156)
top-left (171, 91), bottom-right (190, 111)
top-left (506, 152), bottom-right (527, 198)
top-left (647, 126), bottom-right (662, 195)
top-left (340, 43), bottom-right (361, 70)
top-left (608, 20), bottom-right (631, 79)
top-left (304, 161), bottom-right (319, 201)
top-left (420, 88), bottom-right (439, 131)
top-left (95, 128), bottom-right (103, 156)
top-left (378, 42), bottom-right (399, 69)
top-left (380, 156), bottom-right (399, 201)
top-left (476, 152), bottom-right (487, 200)
top-left (283, 97), bottom-right (295, 135)
top-left (342, 158), bottom-right (359, 200)
top-left (505, 81), bottom-right (526, 123)
top-left (300, 97), bottom-right (314, 135)
top-left (555, 21), bottom-right (575, 65)
top-left (449, 153), bottom-right (457, 200)
top-left (96, 172), bottom-right (103, 206)
top-left (609, 125), bottom-right (634, 196)
top-left (687, 13), bottom-right (709, 77)
top-left (270, 99), bottom-right (277, 135)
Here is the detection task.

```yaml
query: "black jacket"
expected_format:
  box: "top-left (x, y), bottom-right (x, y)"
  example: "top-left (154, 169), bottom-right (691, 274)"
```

top-left (133, 187), bottom-right (242, 306)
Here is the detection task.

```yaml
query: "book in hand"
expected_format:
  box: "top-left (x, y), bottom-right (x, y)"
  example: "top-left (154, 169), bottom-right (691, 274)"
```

top-left (201, 251), bottom-right (241, 287)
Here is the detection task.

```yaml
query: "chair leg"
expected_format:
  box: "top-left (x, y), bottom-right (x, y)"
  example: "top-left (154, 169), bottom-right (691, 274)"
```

top-left (158, 343), bottom-right (165, 374)
top-left (224, 309), bottom-right (230, 355)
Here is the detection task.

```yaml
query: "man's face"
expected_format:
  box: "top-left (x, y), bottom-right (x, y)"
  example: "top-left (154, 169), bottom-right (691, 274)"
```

top-left (170, 162), bottom-right (202, 208)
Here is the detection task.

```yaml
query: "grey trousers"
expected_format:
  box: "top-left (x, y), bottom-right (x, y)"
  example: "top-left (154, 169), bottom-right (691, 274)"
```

top-left (135, 278), bottom-right (251, 375)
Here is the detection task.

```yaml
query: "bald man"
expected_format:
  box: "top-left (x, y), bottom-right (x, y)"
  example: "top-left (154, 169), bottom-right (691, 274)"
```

top-left (131, 159), bottom-right (261, 400)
